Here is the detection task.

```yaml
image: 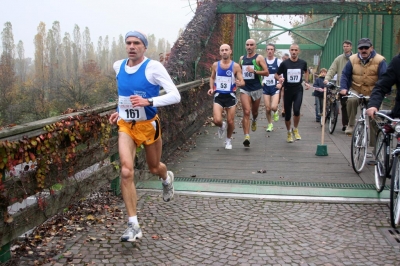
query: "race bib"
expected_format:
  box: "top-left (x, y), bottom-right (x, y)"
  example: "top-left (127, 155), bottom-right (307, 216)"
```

top-left (264, 75), bottom-right (275, 86)
top-left (287, 69), bottom-right (301, 83)
top-left (216, 76), bottom-right (231, 91)
top-left (242, 65), bottom-right (254, 80)
top-left (118, 96), bottom-right (146, 121)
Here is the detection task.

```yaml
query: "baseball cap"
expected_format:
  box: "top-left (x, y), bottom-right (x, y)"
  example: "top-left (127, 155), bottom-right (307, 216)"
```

top-left (357, 38), bottom-right (373, 48)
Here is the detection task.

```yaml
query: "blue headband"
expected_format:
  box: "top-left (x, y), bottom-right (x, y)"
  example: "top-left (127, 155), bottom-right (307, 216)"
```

top-left (125, 31), bottom-right (148, 48)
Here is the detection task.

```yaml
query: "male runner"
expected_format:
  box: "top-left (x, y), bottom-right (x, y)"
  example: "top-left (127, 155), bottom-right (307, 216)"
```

top-left (239, 39), bottom-right (269, 147)
top-left (275, 44), bottom-right (310, 143)
top-left (263, 43), bottom-right (282, 132)
top-left (208, 44), bottom-right (244, 149)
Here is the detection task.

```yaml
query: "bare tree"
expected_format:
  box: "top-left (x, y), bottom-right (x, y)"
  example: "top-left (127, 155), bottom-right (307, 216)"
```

top-left (0, 22), bottom-right (16, 125)
top-left (15, 41), bottom-right (26, 83)
top-left (82, 27), bottom-right (95, 62)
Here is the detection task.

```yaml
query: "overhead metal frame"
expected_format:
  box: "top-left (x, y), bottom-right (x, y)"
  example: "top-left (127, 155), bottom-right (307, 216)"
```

top-left (217, 0), bottom-right (400, 15)
top-left (216, 0), bottom-right (400, 67)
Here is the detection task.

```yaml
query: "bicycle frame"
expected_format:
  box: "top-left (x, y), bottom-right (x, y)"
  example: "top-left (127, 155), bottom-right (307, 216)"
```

top-left (347, 91), bottom-right (370, 173)
top-left (374, 111), bottom-right (400, 227)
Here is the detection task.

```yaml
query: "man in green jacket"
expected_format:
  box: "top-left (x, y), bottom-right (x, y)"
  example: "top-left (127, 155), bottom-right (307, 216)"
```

top-left (324, 40), bottom-right (353, 131)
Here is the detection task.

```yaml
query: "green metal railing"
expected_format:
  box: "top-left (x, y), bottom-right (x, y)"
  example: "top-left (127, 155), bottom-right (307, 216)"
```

top-left (320, 14), bottom-right (399, 69)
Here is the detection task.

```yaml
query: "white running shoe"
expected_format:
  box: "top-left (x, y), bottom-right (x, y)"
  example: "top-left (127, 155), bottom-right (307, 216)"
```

top-left (162, 171), bottom-right (174, 202)
top-left (120, 222), bottom-right (143, 242)
top-left (225, 140), bottom-right (232, 149)
top-left (218, 121), bottom-right (227, 139)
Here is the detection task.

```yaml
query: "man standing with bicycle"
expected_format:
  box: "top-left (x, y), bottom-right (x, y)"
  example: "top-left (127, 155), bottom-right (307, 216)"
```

top-left (366, 53), bottom-right (400, 118)
top-left (323, 40), bottom-right (353, 132)
top-left (366, 53), bottom-right (400, 228)
top-left (339, 38), bottom-right (387, 144)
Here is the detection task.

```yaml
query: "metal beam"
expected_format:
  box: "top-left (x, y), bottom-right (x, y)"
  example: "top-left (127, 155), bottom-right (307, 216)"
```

top-left (258, 44), bottom-right (323, 50)
top-left (250, 28), bottom-right (330, 31)
top-left (252, 15), bottom-right (338, 45)
top-left (217, 0), bottom-right (400, 15)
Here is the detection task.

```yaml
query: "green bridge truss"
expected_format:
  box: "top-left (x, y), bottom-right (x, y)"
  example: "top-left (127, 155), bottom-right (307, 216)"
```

top-left (216, 0), bottom-right (400, 67)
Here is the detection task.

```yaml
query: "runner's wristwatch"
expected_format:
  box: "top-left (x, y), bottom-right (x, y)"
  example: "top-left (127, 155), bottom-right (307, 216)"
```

top-left (148, 98), bottom-right (154, 106)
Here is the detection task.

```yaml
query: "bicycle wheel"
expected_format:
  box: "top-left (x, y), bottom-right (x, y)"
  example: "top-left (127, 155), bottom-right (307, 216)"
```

top-left (351, 121), bottom-right (367, 173)
top-left (390, 155), bottom-right (400, 228)
top-left (374, 129), bottom-right (386, 192)
top-left (328, 102), bottom-right (339, 134)
top-left (388, 134), bottom-right (397, 175)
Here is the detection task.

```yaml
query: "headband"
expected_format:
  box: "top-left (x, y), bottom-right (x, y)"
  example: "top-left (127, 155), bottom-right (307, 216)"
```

top-left (125, 31), bottom-right (148, 48)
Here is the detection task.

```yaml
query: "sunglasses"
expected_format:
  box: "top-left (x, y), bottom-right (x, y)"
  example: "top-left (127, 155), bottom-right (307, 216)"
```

top-left (358, 46), bottom-right (370, 50)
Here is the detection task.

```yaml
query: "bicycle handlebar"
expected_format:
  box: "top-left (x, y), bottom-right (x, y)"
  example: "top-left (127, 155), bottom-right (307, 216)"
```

top-left (344, 91), bottom-right (370, 99)
top-left (324, 82), bottom-right (338, 89)
top-left (374, 110), bottom-right (400, 123)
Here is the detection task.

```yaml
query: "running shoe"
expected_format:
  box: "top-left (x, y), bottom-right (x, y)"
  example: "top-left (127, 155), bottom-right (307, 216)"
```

top-left (287, 132), bottom-right (294, 143)
top-left (251, 120), bottom-right (257, 132)
top-left (120, 222), bottom-right (143, 242)
top-left (218, 121), bottom-right (227, 139)
top-left (162, 171), bottom-right (174, 202)
top-left (273, 111), bottom-right (279, 122)
top-left (243, 135), bottom-right (250, 147)
top-left (293, 128), bottom-right (301, 140)
top-left (225, 140), bottom-right (232, 150)
top-left (266, 123), bottom-right (273, 132)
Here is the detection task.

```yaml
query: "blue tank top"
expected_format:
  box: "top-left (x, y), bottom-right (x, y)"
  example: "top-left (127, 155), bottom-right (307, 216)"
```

top-left (264, 58), bottom-right (279, 89)
top-left (214, 61), bottom-right (236, 93)
top-left (117, 59), bottom-right (158, 120)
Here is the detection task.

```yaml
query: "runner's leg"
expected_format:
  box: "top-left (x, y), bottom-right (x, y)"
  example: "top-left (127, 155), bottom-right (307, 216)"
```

top-left (240, 92), bottom-right (252, 135)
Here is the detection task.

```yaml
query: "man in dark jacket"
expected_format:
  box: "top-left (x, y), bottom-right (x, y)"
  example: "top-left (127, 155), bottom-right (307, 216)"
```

top-left (367, 53), bottom-right (400, 118)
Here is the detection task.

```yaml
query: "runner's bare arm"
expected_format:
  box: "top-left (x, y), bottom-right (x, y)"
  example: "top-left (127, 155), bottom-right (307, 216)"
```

top-left (256, 55), bottom-right (269, 76)
top-left (234, 63), bottom-right (245, 87)
top-left (208, 62), bottom-right (217, 96)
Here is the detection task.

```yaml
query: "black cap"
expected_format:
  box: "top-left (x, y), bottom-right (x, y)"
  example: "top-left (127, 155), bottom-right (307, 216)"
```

top-left (357, 38), bottom-right (373, 48)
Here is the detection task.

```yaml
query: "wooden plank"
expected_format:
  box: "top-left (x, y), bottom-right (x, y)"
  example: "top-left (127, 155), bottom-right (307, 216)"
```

top-left (167, 88), bottom-right (376, 185)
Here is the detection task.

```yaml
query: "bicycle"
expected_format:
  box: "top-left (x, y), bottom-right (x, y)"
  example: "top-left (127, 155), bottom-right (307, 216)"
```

top-left (346, 91), bottom-right (370, 174)
top-left (373, 110), bottom-right (399, 193)
top-left (322, 82), bottom-right (340, 134)
top-left (373, 110), bottom-right (400, 227)
top-left (390, 147), bottom-right (400, 228)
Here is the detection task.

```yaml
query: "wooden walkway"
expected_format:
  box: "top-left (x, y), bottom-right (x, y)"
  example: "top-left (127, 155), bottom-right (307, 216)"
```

top-left (165, 89), bottom-right (376, 186)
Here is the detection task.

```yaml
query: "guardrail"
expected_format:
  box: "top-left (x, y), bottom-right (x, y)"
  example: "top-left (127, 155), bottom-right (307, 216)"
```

top-left (0, 78), bottom-right (210, 262)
